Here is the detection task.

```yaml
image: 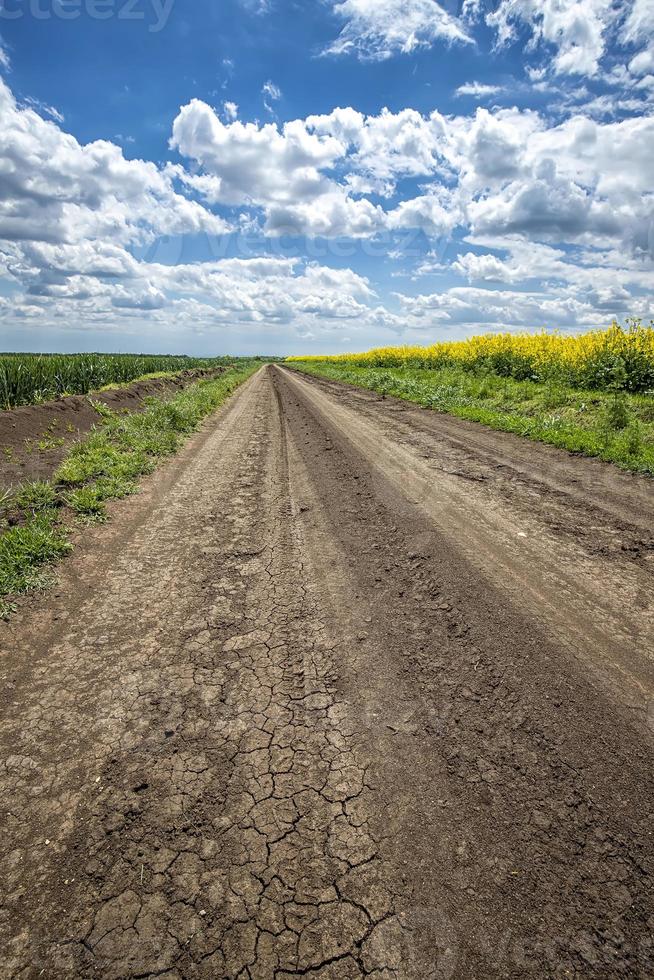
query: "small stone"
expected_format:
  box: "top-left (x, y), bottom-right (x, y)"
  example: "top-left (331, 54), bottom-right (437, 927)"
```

top-left (532, 810), bottom-right (551, 830)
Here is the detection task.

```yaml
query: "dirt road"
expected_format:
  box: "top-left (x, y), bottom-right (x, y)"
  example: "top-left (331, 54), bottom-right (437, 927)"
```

top-left (1, 364), bottom-right (653, 978)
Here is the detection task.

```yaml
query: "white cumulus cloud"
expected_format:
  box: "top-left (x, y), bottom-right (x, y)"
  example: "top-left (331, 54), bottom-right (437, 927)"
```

top-left (324, 0), bottom-right (472, 60)
top-left (0, 73), bottom-right (652, 344)
top-left (486, 0), bottom-right (616, 75)
top-left (0, 78), bottom-right (229, 251)
top-left (455, 81), bottom-right (503, 98)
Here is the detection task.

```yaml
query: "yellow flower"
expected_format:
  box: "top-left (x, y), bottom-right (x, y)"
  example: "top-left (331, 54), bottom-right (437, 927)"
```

top-left (287, 320), bottom-right (654, 393)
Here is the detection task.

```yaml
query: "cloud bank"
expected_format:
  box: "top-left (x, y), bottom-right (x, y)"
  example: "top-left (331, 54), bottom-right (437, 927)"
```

top-left (0, 56), bottom-right (652, 348)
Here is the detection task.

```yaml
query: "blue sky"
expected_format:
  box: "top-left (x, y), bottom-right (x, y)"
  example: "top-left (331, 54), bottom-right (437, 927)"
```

top-left (0, 0), bottom-right (652, 355)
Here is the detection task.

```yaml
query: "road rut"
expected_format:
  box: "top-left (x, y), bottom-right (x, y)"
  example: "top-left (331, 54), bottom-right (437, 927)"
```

top-left (1, 364), bottom-right (653, 978)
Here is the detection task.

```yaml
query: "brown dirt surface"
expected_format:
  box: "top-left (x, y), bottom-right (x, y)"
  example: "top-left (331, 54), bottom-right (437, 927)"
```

top-left (0, 368), bottom-right (226, 491)
top-left (0, 364), bottom-right (653, 978)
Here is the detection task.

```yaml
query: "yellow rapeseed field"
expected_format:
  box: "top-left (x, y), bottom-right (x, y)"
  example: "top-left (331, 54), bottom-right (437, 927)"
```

top-left (288, 321), bottom-right (654, 393)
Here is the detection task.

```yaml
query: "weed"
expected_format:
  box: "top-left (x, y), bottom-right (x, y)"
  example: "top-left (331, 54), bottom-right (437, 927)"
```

top-left (65, 476), bottom-right (138, 518)
top-left (65, 486), bottom-right (107, 519)
top-left (13, 481), bottom-right (58, 514)
top-left (0, 514), bottom-right (72, 605)
top-left (542, 383), bottom-right (568, 410)
top-left (37, 436), bottom-right (66, 452)
top-left (623, 423), bottom-right (644, 457)
top-left (605, 393), bottom-right (630, 431)
top-left (90, 400), bottom-right (117, 420)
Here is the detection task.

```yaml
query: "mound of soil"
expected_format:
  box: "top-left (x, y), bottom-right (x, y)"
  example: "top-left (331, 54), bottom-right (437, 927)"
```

top-left (0, 368), bottom-right (225, 491)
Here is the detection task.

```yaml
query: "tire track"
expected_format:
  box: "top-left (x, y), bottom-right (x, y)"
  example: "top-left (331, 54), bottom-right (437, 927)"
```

top-left (279, 367), bottom-right (654, 714)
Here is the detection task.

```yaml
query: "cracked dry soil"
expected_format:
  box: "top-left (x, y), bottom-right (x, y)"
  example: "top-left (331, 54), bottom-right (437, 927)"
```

top-left (1, 364), bottom-right (654, 978)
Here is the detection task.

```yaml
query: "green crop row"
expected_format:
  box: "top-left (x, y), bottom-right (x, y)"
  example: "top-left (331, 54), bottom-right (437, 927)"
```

top-left (0, 352), bottom-right (240, 409)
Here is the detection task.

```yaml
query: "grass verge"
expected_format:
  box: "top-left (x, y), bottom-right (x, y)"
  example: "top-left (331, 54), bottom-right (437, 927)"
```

top-left (289, 362), bottom-right (654, 475)
top-left (0, 363), bottom-right (259, 617)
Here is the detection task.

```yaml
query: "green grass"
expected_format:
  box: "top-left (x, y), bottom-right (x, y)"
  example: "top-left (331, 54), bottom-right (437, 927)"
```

top-left (0, 363), bottom-right (260, 615)
top-left (0, 515), bottom-right (72, 617)
top-left (96, 370), bottom-right (179, 391)
top-left (290, 362), bottom-right (654, 475)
